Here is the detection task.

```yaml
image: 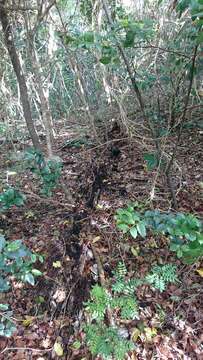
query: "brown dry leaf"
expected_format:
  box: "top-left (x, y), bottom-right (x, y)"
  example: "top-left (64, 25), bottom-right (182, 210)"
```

top-left (156, 344), bottom-right (174, 359)
top-left (92, 236), bottom-right (101, 243)
top-left (42, 337), bottom-right (51, 349)
top-left (53, 288), bottom-right (66, 303)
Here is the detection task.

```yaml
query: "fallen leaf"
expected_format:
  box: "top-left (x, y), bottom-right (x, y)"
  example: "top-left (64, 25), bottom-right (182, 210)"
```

top-left (54, 342), bottom-right (63, 356)
top-left (131, 245), bottom-right (140, 257)
top-left (53, 261), bottom-right (62, 268)
top-left (92, 236), bottom-right (101, 243)
top-left (53, 288), bottom-right (66, 303)
top-left (131, 328), bottom-right (141, 342)
top-left (22, 317), bottom-right (34, 327)
top-left (196, 268), bottom-right (203, 277)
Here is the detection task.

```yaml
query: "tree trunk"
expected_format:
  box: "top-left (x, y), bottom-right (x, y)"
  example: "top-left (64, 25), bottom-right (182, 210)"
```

top-left (28, 45), bottom-right (54, 157)
top-left (0, 1), bottom-right (41, 150)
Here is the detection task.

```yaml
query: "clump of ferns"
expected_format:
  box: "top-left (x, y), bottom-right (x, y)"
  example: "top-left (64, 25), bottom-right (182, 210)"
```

top-left (83, 262), bottom-right (140, 359)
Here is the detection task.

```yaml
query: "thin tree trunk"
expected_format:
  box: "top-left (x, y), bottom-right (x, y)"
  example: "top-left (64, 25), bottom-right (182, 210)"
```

top-left (69, 53), bottom-right (99, 140)
top-left (0, 0), bottom-right (41, 150)
top-left (28, 45), bottom-right (54, 157)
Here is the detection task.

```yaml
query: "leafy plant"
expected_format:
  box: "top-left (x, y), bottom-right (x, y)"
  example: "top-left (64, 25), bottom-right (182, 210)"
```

top-left (0, 304), bottom-right (16, 337)
top-left (84, 259), bottom-right (178, 358)
top-left (24, 148), bottom-right (62, 196)
top-left (144, 210), bottom-right (203, 264)
top-left (115, 206), bottom-right (203, 264)
top-left (84, 323), bottom-right (134, 360)
top-left (84, 262), bottom-right (138, 359)
top-left (0, 234), bottom-right (43, 291)
top-left (112, 262), bottom-right (143, 295)
top-left (0, 234), bottom-right (43, 336)
top-left (115, 204), bottom-right (147, 239)
top-left (145, 264), bottom-right (178, 292)
top-left (0, 187), bottom-right (26, 211)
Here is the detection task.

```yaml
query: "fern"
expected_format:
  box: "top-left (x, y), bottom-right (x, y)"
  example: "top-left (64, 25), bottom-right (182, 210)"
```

top-left (84, 323), bottom-right (134, 360)
top-left (146, 264), bottom-right (177, 292)
top-left (112, 262), bottom-right (143, 295)
top-left (84, 285), bottom-right (110, 321)
top-left (113, 262), bottom-right (127, 279)
top-left (112, 296), bottom-right (139, 320)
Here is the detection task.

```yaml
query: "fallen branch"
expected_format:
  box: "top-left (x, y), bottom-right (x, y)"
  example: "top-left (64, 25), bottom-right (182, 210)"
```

top-left (23, 190), bottom-right (75, 209)
top-left (1, 346), bottom-right (52, 355)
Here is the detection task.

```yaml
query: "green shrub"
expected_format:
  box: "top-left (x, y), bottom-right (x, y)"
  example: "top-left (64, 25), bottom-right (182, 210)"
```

top-left (24, 148), bottom-right (62, 196)
top-left (144, 210), bottom-right (203, 264)
top-left (0, 234), bottom-right (43, 337)
top-left (0, 187), bottom-right (26, 211)
top-left (115, 205), bottom-right (203, 264)
top-left (0, 303), bottom-right (17, 337)
top-left (115, 204), bottom-right (146, 239)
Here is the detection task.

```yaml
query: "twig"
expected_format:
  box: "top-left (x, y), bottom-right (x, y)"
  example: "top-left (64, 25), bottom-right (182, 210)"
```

top-left (91, 244), bottom-right (105, 286)
top-left (1, 346), bottom-right (52, 355)
top-left (23, 189), bottom-right (75, 209)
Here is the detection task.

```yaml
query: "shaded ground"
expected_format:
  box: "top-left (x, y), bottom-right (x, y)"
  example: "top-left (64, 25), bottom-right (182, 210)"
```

top-left (0, 125), bottom-right (202, 359)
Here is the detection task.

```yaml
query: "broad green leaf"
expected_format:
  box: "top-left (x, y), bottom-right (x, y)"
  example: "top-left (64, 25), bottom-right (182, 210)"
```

top-left (130, 227), bottom-right (138, 239)
top-left (31, 269), bottom-right (42, 276)
top-left (117, 223), bottom-right (129, 233)
top-left (137, 222), bottom-right (147, 238)
top-left (197, 234), bottom-right (203, 244)
top-left (53, 261), bottom-right (62, 268)
top-left (0, 303), bottom-right (9, 310)
top-left (197, 268), bottom-right (203, 277)
top-left (24, 273), bottom-right (35, 285)
top-left (131, 246), bottom-right (139, 257)
top-left (72, 340), bottom-right (81, 349)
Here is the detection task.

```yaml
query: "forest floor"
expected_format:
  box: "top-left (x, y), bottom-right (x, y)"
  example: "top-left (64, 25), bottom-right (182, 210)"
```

top-left (0, 124), bottom-right (202, 359)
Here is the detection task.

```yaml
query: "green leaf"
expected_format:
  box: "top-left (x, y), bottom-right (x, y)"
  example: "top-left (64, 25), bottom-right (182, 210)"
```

top-left (196, 31), bottom-right (203, 44)
top-left (0, 235), bottom-right (6, 252)
top-left (137, 222), bottom-right (147, 238)
top-left (143, 153), bottom-right (158, 170)
top-left (64, 34), bottom-right (76, 44)
top-left (130, 227), bottom-right (138, 239)
top-left (24, 273), bottom-right (35, 285)
top-left (6, 240), bottom-right (22, 252)
top-left (83, 31), bottom-right (94, 43)
top-left (197, 234), bottom-right (203, 244)
top-left (0, 303), bottom-right (9, 310)
top-left (100, 56), bottom-right (111, 65)
top-left (0, 277), bottom-right (10, 292)
top-left (31, 269), bottom-right (42, 276)
top-left (124, 29), bottom-right (136, 48)
top-left (117, 223), bottom-right (129, 233)
top-left (72, 340), bottom-right (81, 350)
